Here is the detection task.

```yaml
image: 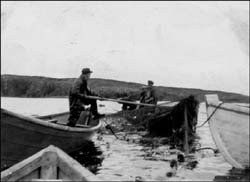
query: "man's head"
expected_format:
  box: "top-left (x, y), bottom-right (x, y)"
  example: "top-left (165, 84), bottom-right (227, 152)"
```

top-left (148, 80), bottom-right (154, 86)
top-left (81, 68), bottom-right (93, 80)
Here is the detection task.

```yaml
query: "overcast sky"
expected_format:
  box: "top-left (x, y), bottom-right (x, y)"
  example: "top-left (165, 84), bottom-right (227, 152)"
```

top-left (1, 1), bottom-right (249, 95)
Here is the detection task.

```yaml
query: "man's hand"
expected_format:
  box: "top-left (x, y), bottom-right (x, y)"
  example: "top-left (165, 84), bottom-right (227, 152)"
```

top-left (91, 91), bottom-right (98, 96)
top-left (91, 93), bottom-right (105, 101)
top-left (79, 94), bottom-right (86, 99)
top-left (98, 96), bottom-right (105, 101)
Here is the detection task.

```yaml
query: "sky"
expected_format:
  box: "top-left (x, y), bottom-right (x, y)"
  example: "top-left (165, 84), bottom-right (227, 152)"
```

top-left (1, 1), bottom-right (249, 95)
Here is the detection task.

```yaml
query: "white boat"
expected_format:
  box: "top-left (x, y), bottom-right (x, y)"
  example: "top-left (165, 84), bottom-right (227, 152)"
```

top-left (205, 94), bottom-right (249, 169)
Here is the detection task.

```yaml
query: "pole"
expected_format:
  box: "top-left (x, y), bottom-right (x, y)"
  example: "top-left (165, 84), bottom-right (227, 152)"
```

top-left (184, 106), bottom-right (189, 154)
top-left (85, 95), bottom-right (171, 108)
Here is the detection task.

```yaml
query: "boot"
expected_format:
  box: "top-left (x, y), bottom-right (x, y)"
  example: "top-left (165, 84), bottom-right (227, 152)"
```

top-left (66, 122), bottom-right (75, 127)
top-left (92, 112), bottom-right (105, 120)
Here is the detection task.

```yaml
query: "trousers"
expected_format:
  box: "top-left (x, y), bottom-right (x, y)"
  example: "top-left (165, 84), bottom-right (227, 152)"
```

top-left (67, 97), bottom-right (98, 127)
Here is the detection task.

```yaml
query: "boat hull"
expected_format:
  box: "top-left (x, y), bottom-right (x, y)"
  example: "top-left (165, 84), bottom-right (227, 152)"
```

top-left (205, 95), bottom-right (249, 169)
top-left (1, 109), bottom-right (101, 170)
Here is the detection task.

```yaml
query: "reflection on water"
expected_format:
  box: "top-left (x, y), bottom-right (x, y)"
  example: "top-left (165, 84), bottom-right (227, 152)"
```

top-left (214, 167), bottom-right (250, 182)
top-left (68, 141), bottom-right (104, 174)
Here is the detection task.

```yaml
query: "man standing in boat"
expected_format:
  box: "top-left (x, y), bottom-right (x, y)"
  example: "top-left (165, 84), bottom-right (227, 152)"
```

top-left (67, 68), bottom-right (105, 127)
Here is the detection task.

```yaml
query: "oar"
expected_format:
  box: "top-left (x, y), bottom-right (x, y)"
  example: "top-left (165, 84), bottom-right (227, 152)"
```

top-left (85, 96), bottom-right (170, 108)
top-left (157, 101), bottom-right (175, 106)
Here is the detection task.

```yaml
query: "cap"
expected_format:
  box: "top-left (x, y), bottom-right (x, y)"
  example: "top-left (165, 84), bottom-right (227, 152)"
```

top-left (148, 80), bottom-right (154, 85)
top-left (82, 68), bottom-right (93, 74)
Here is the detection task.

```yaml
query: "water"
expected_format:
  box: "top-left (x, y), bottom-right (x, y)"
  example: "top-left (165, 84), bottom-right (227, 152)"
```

top-left (1, 97), bottom-right (121, 116)
top-left (93, 103), bottom-right (233, 181)
top-left (1, 97), bottom-right (248, 181)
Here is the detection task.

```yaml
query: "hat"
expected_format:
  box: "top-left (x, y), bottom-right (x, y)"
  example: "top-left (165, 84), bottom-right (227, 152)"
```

top-left (82, 68), bottom-right (93, 74)
top-left (148, 80), bottom-right (154, 85)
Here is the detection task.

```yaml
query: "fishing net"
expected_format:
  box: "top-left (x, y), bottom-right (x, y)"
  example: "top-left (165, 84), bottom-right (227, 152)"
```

top-left (112, 95), bottom-right (199, 139)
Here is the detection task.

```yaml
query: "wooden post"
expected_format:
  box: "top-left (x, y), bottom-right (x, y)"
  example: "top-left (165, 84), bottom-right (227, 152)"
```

top-left (184, 106), bottom-right (189, 154)
top-left (40, 152), bottom-right (58, 179)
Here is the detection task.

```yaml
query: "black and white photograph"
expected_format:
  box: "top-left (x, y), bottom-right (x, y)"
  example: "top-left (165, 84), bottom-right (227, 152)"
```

top-left (1, 1), bottom-right (249, 181)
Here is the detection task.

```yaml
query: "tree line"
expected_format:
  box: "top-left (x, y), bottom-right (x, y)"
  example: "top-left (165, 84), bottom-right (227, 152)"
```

top-left (1, 74), bottom-right (249, 103)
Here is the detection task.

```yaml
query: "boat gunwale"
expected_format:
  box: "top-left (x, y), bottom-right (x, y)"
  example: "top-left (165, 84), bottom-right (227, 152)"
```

top-left (36, 111), bottom-right (70, 119)
top-left (207, 102), bottom-right (249, 116)
top-left (2, 121), bottom-right (94, 139)
top-left (1, 108), bottom-right (101, 133)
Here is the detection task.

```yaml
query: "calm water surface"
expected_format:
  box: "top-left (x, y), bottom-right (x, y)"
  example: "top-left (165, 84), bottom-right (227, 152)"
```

top-left (2, 97), bottom-right (244, 181)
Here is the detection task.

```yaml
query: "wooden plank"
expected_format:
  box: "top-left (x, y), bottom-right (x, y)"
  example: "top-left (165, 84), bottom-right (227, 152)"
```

top-left (18, 169), bottom-right (40, 181)
top-left (40, 152), bottom-right (58, 179)
top-left (46, 119), bottom-right (58, 123)
top-left (58, 170), bottom-right (72, 180)
top-left (55, 147), bottom-right (101, 181)
top-left (36, 111), bottom-right (69, 120)
top-left (1, 148), bottom-right (45, 181)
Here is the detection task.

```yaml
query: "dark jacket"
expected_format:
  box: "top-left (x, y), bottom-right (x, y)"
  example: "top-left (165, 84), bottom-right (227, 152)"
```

top-left (145, 87), bottom-right (158, 104)
top-left (69, 76), bottom-right (96, 110)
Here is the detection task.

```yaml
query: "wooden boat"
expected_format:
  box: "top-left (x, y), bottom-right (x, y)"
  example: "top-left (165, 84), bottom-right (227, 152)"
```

top-left (1, 145), bottom-right (101, 181)
top-left (1, 108), bottom-right (101, 171)
top-left (205, 94), bottom-right (249, 169)
top-left (111, 95), bottom-right (199, 137)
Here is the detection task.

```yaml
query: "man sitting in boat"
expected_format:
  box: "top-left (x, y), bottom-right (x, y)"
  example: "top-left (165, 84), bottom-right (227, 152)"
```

top-left (136, 86), bottom-right (147, 109)
top-left (67, 68), bottom-right (105, 127)
top-left (119, 96), bottom-right (137, 110)
top-left (137, 80), bottom-right (158, 109)
top-left (145, 80), bottom-right (158, 105)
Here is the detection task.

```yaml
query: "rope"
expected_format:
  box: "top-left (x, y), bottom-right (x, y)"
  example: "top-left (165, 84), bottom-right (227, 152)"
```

top-left (196, 102), bottom-right (224, 128)
top-left (102, 119), bottom-right (119, 139)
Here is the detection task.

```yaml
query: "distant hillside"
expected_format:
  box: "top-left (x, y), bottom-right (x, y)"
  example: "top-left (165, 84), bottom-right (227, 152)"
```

top-left (1, 74), bottom-right (249, 103)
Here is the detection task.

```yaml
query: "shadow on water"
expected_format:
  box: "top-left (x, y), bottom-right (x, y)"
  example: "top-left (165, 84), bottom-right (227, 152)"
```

top-left (214, 167), bottom-right (250, 182)
top-left (68, 141), bottom-right (104, 174)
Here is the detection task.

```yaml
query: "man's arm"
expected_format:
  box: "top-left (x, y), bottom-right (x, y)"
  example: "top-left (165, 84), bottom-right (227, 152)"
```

top-left (88, 88), bottom-right (99, 96)
top-left (145, 89), bottom-right (157, 104)
top-left (145, 97), bottom-right (154, 103)
top-left (70, 79), bottom-right (87, 99)
top-left (151, 88), bottom-right (158, 104)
